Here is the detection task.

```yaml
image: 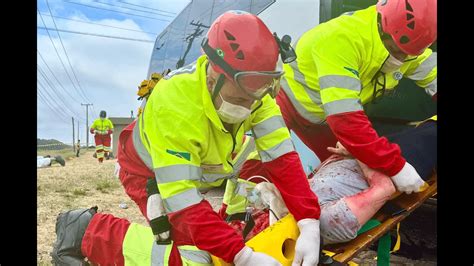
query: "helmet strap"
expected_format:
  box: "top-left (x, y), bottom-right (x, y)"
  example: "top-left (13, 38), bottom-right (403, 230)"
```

top-left (202, 38), bottom-right (239, 79)
top-left (212, 74), bottom-right (226, 102)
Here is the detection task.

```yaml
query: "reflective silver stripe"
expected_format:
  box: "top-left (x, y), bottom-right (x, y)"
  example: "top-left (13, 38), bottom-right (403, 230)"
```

top-left (164, 62), bottom-right (197, 80)
top-left (202, 172), bottom-right (231, 183)
top-left (408, 52), bottom-right (437, 80)
top-left (323, 98), bottom-right (363, 116)
top-left (281, 77), bottom-right (325, 124)
top-left (288, 60), bottom-right (322, 105)
top-left (154, 165), bottom-right (202, 184)
top-left (151, 241), bottom-right (167, 265)
top-left (163, 188), bottom-right (203, 212)
top-left (424, 78), bottom-right (437, 96)
top-left (252, 116), bottom-right (286, 139)
top-left (132, 114), bottom-right (153, 169)
top-left (259, 138), bottom-right (295, 163)
top-left (233, 136), bottom-right (256, 172)
top-left (178, 248), bottom-right (212, 264)
top-left (319, 75), bottom-right (361, 91)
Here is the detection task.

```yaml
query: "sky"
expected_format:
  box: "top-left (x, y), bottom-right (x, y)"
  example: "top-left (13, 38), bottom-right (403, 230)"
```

top-left (37, 0), bottom-right (190, 144)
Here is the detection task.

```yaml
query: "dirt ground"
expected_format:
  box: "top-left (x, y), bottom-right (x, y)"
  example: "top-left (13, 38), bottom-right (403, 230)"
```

top-left (37, 150), bottom-right (436, 265)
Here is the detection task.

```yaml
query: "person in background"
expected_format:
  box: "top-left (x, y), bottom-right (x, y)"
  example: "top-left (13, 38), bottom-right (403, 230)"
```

top-left (37, 155), bottom-right (66, 168)
top-left (90, 110), bottom-right (114, 163)
top-left (75, 140), bottom-right (81, 157)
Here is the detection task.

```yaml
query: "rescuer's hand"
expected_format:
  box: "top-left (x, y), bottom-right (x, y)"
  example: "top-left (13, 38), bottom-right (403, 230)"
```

top-left (390, 161), bottom-right (427, 194)
top-left (292, 219), bottom-right (320, 266)
top-left (234, 246), bottom-right (281, 266)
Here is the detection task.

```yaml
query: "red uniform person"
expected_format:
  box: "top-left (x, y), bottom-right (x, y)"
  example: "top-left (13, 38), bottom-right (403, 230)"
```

top-left (52, 11), bottom-right (321, 266)
top-left (90, 110), bottom-right (114, 163)
top-left (276, 0), bottom-right (437, 194)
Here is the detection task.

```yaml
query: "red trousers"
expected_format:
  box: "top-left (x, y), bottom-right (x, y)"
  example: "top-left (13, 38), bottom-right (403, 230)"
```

top-left (82, 122), bottom-right (183, 265)
top-left (94, 134), bottom-right (111, 150)
top-left (276, 89), bottom-right (338, 162)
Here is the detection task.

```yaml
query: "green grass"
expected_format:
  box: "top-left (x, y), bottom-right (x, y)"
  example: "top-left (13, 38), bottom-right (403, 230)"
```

top-left (96, 179), bottom-right (119, 193)
top-left (72, 188), bottom-right (87, 196)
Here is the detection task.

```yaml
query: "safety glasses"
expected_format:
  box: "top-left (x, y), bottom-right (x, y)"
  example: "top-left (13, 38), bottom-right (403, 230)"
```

top-left (202, 37), bottom-right (285, 100)
top-left (234, 71), bottom-right (283, 100)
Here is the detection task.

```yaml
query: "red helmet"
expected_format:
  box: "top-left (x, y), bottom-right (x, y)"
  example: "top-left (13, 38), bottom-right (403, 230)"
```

top-left (376, 0), bottom-right (437, 55)
top-left (204, 10), bottom-right (279, 80)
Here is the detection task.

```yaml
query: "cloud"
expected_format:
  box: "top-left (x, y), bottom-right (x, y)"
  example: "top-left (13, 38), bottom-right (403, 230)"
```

top-left (37, 5), bottom-right (175, 143)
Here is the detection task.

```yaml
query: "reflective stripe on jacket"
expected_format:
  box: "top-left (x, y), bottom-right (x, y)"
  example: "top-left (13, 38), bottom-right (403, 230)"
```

top-left (281, 5), bottom-right (437, 123)
top-left (132, 55), bottom-right (294, 214)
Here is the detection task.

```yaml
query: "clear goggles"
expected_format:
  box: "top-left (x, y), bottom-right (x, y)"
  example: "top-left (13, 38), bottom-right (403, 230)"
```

top-left (233, 71), bottom-right (284, 100)
top-left (202, 37), bottom-right (285, 101)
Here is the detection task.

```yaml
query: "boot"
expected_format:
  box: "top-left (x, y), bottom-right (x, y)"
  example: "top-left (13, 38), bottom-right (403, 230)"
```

top-left (54, 155), bottom-right (66, 167)
top-left (51, 206), bottom-right (98, 265)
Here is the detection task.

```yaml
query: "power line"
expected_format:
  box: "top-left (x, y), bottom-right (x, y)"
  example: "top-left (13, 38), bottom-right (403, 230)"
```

top-left (37, 49), bottom-right (83, 105)
top-left (38, 12), bottom-right (158, 35)
top-left (64, 1), bottom-right (171, 22)
top-left (118, 0), bottom-right (177, 15)
top-left (38, 55), bottom-right (95, 120)
top-left (38, 80), bottom-right (84, 124)
top-left (37, 26), bottom-right (155, 43)
top-left (37, 67), bottom-right (86, 122)
top-left (94, 0), bottom-right (175, 18)
top-left (38, 90), bottom-right (74, 125)
top-left (38, 8), bottom-right (88, 107)
top-left (37, 88), bottom-right (71, 124)
top-left (45, 0), bottom-right (94, 106)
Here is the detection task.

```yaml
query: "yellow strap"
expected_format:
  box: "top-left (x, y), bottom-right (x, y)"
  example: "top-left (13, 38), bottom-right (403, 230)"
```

top-left (390, 223), bottom-right (401, 253)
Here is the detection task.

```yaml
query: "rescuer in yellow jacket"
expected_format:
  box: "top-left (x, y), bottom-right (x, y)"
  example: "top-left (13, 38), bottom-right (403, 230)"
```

top-left (276, 0), bottom-right (437, 195)
top-left (90, 110), bottom-right (114, 162)
top-left (52, 11), bottom-right (321, 266)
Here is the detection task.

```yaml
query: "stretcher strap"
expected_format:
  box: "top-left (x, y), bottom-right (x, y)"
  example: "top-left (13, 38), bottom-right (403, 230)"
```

top-left (357, 219), bottom-right (390, 266)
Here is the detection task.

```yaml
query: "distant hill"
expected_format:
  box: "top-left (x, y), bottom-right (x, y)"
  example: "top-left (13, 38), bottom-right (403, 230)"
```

top-left (37, 139), bottom-right (71, 150)
top-left (37, 138), bottom-right (64, 145)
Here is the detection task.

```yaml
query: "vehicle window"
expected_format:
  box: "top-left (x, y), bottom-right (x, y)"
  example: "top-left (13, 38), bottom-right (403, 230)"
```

top-left (148, 0), bottom-right (275, 75)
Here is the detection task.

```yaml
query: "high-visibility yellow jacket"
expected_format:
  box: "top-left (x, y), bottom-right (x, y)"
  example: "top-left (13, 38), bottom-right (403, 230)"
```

top-left (134, 55), bottom-right (295, 212)
top-left (90, 118), bottom-right (114, 135)
top-left (130, 55), bottom-right (315, 261)
top-left (280, 5), bottom-right (437, 177)
top-left (123, 54), bottom-right (320, 261)
top-left (281, 5), bottom-right (437, 124)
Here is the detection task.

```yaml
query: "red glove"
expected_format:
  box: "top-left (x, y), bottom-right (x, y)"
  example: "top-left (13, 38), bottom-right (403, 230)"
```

top-left (89, 128), bottom-right (95, 134)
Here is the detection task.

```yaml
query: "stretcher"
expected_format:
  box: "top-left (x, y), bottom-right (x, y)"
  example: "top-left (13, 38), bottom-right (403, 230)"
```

top-left (211, 172), bottom-right (437, 265)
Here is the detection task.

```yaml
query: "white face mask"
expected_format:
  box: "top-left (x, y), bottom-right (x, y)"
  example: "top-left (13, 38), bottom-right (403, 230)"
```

top-left (381, 54), bottom-right (404, 73)
top-left (216, 93), bottom-right (251, 124)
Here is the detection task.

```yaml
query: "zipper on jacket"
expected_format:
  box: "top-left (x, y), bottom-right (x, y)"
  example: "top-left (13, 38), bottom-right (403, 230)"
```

top-left (225, 101), bottom-right (263, 168)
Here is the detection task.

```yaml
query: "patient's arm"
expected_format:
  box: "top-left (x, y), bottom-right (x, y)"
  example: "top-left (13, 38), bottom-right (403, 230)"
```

top-left (343, 161), bottom-right (396, 226)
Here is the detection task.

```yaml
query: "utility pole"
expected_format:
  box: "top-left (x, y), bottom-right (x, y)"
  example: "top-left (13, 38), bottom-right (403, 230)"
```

top-left (72, 117), bottom-right (75, 152)
top-left (81, 103), bottom-right (93, 149)
top-left (131, 110), bottom-right (134, 118)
